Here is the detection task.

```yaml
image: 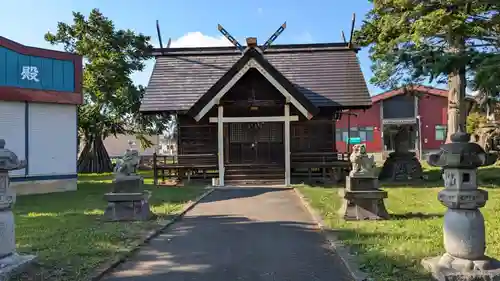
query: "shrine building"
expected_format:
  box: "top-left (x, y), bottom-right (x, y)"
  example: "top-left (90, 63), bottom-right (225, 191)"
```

top-left (0, 36), bottom-right (82, 194)
top-left (141, 33), bottom-right (372, 186)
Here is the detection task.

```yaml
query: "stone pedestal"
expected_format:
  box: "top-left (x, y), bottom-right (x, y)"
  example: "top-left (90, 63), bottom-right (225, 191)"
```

top-left (0, 139), bottom-right (36, 280)
top-left (422, 132), bottom-right (500, 281)
top-left (111, 176), bottom-right (143, 193)
top-left (103, 192), bottom-right (155, 221)
top-left (103, 175), bottom-right (155, 222)
top-left (339, 176), bottom-right (389, 220)
top-left (379, 151), bottom-right (423, 181)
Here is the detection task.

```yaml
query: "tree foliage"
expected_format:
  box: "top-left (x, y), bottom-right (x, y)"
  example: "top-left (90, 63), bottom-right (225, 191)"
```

top-left (45, 9), bottom-right (166, 173)
top-left (355, 0), bottom-right (500, 140)
top-left (467, 111), bottom-right (487, 134)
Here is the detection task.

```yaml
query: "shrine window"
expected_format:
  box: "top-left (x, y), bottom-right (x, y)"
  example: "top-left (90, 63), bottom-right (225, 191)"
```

top-left (435, 125), bottom-right (447, 141)
top-left (359, 127), bottom-right (374, 142)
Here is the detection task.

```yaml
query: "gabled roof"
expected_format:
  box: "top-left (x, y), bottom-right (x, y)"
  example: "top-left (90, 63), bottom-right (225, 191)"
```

top-left (188, 47), bottom-right (318, 120)
top-left (371, 85), bottom-right (475, 104)
top-left (140, 42), bottom-right (372, 113)
top-left (371, 85), bottom-right (447, 103)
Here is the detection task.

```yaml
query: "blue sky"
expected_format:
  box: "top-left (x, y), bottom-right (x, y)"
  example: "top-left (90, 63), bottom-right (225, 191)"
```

top-left (1, 0), bottom-right (395, 95)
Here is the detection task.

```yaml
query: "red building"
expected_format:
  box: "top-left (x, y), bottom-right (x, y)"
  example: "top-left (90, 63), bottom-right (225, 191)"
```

top-left (335, 86), bottom-right (454, 159)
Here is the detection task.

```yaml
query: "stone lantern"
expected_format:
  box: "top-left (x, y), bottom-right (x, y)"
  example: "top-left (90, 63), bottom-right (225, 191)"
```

top-left (0, 139), bottom-right (36, 279)
top-left (422, 132), bottom-right (500, 280)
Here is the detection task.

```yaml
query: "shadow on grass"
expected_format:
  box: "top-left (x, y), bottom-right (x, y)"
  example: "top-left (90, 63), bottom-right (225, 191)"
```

top-left (390, 212), bottom-right (442, 220)
top-left (77, 170), bottom-right (154, 183)
top-left (12, 180), bottom-right (206, 281)
top-left (323, 229), bottom-right (434, 281)
top-left (477, 165), bottom-right (500, 187)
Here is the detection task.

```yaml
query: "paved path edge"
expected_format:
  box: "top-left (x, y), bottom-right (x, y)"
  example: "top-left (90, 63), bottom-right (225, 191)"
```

top-left (89, 187), bottom-right (216, 281)
top-left (292, 187), bottom-right (369, 281)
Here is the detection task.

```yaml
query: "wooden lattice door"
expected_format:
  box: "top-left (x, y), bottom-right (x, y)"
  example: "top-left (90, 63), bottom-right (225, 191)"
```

top-left (227, 122), bottom-right (284, 164)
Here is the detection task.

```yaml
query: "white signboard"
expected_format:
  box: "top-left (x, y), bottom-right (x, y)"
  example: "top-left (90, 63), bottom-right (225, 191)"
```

top-left (20, 66), bottom-right (40, 82)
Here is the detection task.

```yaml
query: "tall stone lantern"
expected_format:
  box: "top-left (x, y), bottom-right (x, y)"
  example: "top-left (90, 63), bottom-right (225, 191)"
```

top-left (422, 132), bottom-right (500, 281)
top-left (0, 139), bottom-right (36, 280)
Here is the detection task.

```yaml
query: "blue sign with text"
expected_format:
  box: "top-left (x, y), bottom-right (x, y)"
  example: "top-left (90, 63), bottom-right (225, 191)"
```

top-left (348, 137), bottom-right (361, 144)
top-left (0, 46), bottom-right (75, 92)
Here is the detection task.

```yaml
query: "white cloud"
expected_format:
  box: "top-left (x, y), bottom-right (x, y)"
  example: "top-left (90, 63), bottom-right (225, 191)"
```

top-left (169, 32), bottom-right (233, 48)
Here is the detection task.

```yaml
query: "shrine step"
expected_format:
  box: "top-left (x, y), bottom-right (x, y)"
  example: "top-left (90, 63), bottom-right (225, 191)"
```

top-left (224, 164), bottom-right (285, 186)
top-left (224, 178), bottom-right (286, 186)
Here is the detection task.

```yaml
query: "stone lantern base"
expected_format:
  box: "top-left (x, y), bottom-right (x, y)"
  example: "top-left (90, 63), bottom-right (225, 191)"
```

top-left (0, 253), bottom-right (37, 281)
top-left (422, 254), bottom-right (500, 281)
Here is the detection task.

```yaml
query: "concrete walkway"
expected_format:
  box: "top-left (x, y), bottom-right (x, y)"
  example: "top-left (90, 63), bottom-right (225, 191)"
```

top-left (102, 187), bottom-right (354, 281)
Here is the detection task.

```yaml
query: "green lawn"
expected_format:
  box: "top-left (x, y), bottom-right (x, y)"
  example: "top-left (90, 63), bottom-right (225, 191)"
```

top-left (13, 172), bottom-right (207, 281)
top-left (297, 165), bottom-right (500, 281)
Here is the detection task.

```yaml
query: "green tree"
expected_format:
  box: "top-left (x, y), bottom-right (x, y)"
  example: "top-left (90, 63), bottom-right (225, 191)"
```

top-left (467, 111), bottom-right (487, 134)
top-left (45, 9), bottom-right (166, 173)
top-left (355, 1), bottom-right (500, 142)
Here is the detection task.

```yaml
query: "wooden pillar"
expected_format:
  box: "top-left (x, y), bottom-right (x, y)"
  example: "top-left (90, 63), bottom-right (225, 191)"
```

top-left (284, 104), bottom-right (291, 186)
top-left (218, 105), bottom-right (225, 186)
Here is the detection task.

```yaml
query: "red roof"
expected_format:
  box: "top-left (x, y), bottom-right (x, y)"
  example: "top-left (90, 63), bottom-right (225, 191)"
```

top-left (371, 85), bottom-right (447, 103)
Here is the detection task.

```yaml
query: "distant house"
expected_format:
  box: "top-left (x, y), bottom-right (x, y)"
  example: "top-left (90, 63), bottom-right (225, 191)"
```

top-left (158, 135), bottom-right (177, 155)
top-left (102, 134), bottom-right (159, 157)
top-left (100, 134), bottom-right (178, 157)
top-left (335, 85), bottom-right (475, 161)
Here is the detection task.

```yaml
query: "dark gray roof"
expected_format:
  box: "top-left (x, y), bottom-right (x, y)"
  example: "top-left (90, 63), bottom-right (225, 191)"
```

top-left (140, 43), bottom-right (371, 112)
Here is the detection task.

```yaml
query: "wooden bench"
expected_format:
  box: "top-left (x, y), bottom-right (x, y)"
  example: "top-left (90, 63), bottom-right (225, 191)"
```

top-left (291, 152), bottom-right (350, 183)
top-left (153, 153), bottom-right (218, 185)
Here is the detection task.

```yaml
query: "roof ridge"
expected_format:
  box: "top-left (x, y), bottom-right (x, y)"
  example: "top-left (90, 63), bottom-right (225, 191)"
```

top-left (151, 42), bottom-right (358, 56)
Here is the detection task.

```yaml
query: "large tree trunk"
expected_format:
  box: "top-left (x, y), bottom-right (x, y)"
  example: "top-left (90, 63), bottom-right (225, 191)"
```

top-left (446, 35), bottom-right (467, 143)
top-left (446, 69), bottom-right (467, 142)
top-left (77, 136), bottom-right (113, 173)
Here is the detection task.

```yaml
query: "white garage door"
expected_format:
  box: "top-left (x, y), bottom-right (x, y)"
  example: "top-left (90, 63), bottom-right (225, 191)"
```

top-left (0, 101), bottom-right (26, 177)
top-left (28, 103), bottom-right (77, 176)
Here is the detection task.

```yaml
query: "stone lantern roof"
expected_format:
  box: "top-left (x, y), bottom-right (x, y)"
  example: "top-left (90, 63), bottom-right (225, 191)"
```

top-left (427, 131), bottom-right (497, 169)
top-left (0, 139), bottom-right (26, 172)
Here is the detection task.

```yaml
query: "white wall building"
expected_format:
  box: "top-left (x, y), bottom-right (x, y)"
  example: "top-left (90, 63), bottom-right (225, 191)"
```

top-left (1, 102), bottom-right (78, 195)
top-left (0, 36), bottom-right (82, 195)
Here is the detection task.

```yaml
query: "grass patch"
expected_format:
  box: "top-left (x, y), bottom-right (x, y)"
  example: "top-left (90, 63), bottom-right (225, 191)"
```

top-left (13, 172), bottom-right (207, 281)
top-left (297, 165), bottom-right (500, 281)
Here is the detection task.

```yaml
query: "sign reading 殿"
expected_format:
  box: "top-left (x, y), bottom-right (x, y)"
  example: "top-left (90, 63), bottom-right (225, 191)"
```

top-left (0, 46), bottom-right (75, 92)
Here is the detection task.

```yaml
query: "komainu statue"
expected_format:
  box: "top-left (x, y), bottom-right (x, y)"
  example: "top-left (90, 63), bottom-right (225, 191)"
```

top-left (349, 144), bottom-right (376, 178)
top-left (114, 141), bottom-right (141, 178)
